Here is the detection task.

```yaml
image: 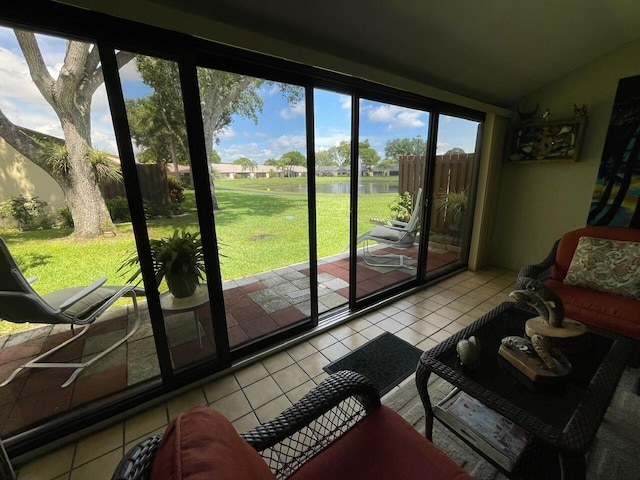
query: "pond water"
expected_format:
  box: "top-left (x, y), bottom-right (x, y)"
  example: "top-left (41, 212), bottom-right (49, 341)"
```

top-left (270, 182), bottom-right (398, 194)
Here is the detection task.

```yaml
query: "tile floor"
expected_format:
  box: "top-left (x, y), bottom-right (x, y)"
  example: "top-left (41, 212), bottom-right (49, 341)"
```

top-left (13, 267), bottom-right (518, 480)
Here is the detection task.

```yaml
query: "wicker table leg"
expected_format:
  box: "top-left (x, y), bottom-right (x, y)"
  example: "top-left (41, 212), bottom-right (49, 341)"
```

top-left (416, 368), bottom-right (435, 441)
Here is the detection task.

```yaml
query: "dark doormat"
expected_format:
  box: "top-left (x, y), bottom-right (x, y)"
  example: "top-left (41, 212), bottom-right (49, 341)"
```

top-left (324, 332), bottom-right (423, 396)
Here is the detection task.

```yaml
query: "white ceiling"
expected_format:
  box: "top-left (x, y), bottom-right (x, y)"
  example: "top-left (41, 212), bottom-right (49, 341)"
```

top-left (72, 0), bottom-right (640, 107)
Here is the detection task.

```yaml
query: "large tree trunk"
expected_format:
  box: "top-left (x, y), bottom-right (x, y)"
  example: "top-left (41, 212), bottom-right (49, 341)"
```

top-left (200, 73), bottom-right (253, 211)
top-left (0, 31), bottom-right (135, 239)
top-left (61, 120), bottom-right (112, 238)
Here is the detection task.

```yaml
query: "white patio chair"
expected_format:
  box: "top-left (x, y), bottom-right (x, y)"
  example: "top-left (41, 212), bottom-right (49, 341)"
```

top-left (356, 188), bottom-right (423, 268)
top-left (0, 237), bottom-right (141, 388)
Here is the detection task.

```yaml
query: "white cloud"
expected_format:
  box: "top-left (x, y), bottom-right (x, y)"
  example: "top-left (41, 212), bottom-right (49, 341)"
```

top-left (218, 126), bottom-right (236, 139)
top-left (367, 104), bottom-right (426, 131)
top-left (314, 126), bottom-right (350, 151)
top-left (0, 47), bottom-right (47, 106)
top-left (269, 134), bottom-right (306, 152)
top-left (280, 101), bottom-right (305, 119)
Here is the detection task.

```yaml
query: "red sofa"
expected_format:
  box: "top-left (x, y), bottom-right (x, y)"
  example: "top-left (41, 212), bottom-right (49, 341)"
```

top-left (112, 370), bottom-right (471, 480)
top-left (518, 226), bottom-right (640, 340)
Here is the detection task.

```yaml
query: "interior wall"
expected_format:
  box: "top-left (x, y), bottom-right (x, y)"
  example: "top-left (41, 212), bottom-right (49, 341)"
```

top-left (490, 38), bottom-right (640, 271)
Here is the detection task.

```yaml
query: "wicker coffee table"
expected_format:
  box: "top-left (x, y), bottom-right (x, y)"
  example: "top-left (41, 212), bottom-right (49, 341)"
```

top-left (416, 301), bottom-right (635, 480)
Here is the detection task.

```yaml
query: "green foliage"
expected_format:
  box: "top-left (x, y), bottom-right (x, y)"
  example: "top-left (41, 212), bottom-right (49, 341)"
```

top-left (445, 147), bottom-right (466, 155)
top-left (119, 229), bottom-right (205, 288)
top-left (358, 139), bottom-right (380, 172)
top-left (56, 207), bottom-right (74, 229)
top-left (87, 149), bottom-right (123, 184)
top-left (384, 136), bottom-right (427, 160)
top-left (38, 139), bottom-right (122, 185)
top-left (105, 197), bottom-right (132, 223)
top-left (388, 191), bottom-right (414, 222)
top-left (279, 151), bottom-right (306, 176)
top-left (210, 150), bottom-right (222, 164)
top-left (167, 176), bottom-right (185, 211)
top-left (435, 189), bottom-right (468, 224)
top-left (0, 195), bottom-right (51, 231)
top-left (233, 157), bottom-right (258, 171)
top-left (38, 140), bottom-right (70, 177)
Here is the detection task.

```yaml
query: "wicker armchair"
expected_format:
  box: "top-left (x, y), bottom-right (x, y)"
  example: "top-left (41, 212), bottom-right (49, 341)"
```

top-left (112, 370), bottom-right (471, 480)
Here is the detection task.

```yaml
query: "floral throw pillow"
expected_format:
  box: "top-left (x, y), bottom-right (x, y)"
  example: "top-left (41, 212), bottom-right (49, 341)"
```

top-left (564, 236), bottom-right (640, 300)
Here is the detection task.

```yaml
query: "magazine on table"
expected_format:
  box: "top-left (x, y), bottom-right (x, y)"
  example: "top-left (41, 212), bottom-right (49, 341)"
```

top-left (434, 388), bottom-right (531, 471)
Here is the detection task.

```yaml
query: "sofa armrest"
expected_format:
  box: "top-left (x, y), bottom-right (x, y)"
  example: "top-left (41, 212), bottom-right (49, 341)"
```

top-left (517, 239), bottom-right (559, 288)
top-left (112, 435), bottom-right (162, 480)
top-left (241, 370), bottom-right (380, 478)
top-left (111, 371), bottom-right (380, 480)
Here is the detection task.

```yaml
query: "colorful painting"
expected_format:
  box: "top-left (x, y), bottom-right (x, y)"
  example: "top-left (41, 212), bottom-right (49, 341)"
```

top-left (588, 75), bottom-right (640, 228)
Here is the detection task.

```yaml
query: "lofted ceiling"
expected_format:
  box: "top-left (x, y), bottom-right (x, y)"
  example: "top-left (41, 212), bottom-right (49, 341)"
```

top-left (70, 0), bottom-right (640, 107)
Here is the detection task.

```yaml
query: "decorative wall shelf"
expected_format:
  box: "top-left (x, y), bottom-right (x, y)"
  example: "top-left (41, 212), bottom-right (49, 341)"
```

top-left (510, 117), bottom-right (587, 163)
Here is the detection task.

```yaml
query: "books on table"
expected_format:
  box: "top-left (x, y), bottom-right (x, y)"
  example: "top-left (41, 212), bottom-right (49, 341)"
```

top-left (434, 388), bottom-right (531, 472)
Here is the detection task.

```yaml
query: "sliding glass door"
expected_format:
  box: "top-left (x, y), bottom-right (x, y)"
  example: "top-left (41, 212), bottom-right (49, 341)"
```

top-left (354, 99), bottom-right (429, 301)
top-left (424, 115), bottom-right (481, 275)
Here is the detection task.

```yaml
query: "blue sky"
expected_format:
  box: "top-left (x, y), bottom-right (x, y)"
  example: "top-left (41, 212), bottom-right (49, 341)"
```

top-left (0, 27), bottom-right (479, 164)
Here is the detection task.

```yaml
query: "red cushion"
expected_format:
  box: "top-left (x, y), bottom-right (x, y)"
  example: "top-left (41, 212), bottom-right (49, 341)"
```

top-left (150, 407), bottom-right (275, 480)
top-left (552, 226), bottom-right (640, 281)
top-left (289, 405), bottom-right (472, 480)
top-left (546, 279), bottom-right (640, 340)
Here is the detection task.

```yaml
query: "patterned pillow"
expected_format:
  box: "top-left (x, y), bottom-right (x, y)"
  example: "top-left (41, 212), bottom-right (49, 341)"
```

top-left (564, 236), bottom-right (640, 300)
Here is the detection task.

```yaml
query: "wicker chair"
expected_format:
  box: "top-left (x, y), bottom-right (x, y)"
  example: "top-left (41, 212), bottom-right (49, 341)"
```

top-left (112, 370), bottom-right (471, 480)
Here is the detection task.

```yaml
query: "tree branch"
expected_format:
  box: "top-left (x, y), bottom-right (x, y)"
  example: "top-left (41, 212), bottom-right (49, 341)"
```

top-left (0, 108), bottom-right (46, 168)
top-left (85, 50), bottom-right (135, 97)
top-left (14, 30), bottom-right (55, 104)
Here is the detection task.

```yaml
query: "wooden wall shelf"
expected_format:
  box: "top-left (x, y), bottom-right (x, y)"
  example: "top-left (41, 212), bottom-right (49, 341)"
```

top-left (510, 117), bottom-right (587, 163)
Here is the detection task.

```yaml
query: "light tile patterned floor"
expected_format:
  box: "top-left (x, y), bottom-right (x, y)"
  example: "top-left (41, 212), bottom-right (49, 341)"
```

top-left (14, 268), bottom-right (517, 480)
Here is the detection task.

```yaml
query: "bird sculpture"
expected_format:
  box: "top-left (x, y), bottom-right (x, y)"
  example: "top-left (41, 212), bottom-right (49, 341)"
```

top-left (456, 336), bottom-right (482, 370)
top-left (508, 278), bottom-right (564, 328)
top-left (506, 279), bottom-right (571, 373)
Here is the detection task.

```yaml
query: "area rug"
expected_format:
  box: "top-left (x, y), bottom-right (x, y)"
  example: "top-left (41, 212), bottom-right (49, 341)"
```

top-left (324, 332), bottom-right (423, 396)
top-left (382, 367), bottom-right (640, 480)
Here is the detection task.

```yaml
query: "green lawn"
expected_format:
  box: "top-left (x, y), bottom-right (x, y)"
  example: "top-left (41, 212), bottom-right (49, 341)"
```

top-left (0, 177), bottom-right (400, 335)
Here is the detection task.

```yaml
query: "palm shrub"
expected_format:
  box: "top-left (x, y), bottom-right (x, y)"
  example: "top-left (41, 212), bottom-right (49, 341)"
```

top-left (120, 229), bottom-right (205, 298)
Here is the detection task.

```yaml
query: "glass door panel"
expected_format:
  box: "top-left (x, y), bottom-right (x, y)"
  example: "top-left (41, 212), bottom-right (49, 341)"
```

top-left (0, 31), bottom-right (160, 438)
top-left (313, 89), bottom-right (351, 314)
top-left (196, 69), bottom-right (312, 348)
top-left (121, 54), bottom-right (218, 371)
top-left (425, 115), bottom-right (480, 274)
top-left (354, 99), bottom-right (428, 300)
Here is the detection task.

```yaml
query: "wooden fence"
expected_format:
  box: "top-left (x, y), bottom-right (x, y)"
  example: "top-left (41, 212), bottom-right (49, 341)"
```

top-left (399, 154), bottom-right (474, 234)
top-left (101, 163), bottom-right (172, 209)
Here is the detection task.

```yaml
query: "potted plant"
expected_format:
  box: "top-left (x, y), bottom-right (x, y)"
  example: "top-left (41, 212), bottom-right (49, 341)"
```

top-left (435, 189), bottom-right (468, 241)
top-left (120, 229), bottom-right (205, 298)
